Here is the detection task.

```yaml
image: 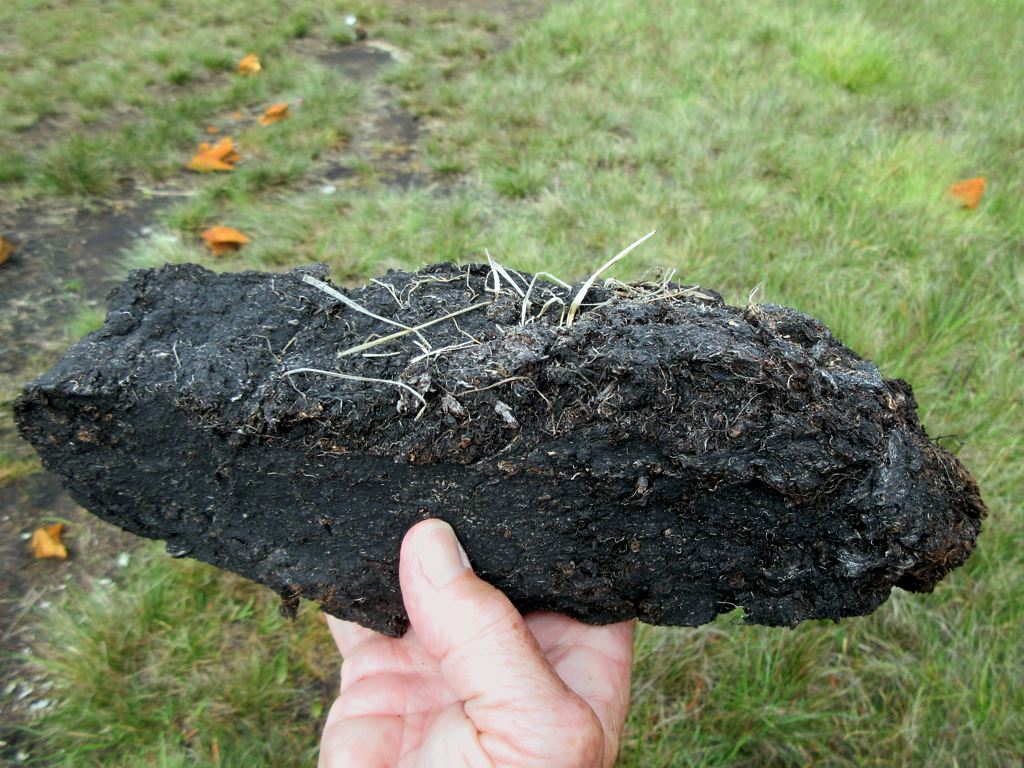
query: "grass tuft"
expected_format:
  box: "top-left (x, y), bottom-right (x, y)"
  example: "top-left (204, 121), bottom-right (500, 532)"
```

top-left (36, 136), bottom-right (116, 197)
top-left (22, 547), bottom-right (336, 768)
top-left (796, 19), bottom-right (899, 93)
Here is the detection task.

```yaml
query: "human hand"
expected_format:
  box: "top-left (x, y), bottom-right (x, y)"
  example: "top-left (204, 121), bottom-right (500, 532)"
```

top-left (319, 519), bottom-right (635, 767)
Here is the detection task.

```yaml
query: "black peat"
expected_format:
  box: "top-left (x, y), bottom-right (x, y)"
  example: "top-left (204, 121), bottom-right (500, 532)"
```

top-left (15, 263), bottom-right (986, 635)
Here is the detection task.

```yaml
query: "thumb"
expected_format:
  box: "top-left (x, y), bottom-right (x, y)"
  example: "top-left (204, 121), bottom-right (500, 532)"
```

top-left (395, 520), bottom-right (593, 720)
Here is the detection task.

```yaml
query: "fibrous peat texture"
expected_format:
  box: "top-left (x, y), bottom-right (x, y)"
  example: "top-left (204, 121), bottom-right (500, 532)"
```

top-left (15, 263), bottom-right (986, 635)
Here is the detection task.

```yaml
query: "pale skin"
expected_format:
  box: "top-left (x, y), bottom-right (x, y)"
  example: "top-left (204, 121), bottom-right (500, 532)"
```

top-left (320, 519), bottom-right (636, 768)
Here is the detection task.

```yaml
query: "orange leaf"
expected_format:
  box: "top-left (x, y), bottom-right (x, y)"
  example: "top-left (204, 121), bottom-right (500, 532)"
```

top-left (948, 176), bottom-right (985, 209)
top-left (232, 110), bottom-right (244, 120)
top-left (187, 137), bottom-right (239, 173)
top-left (0, 236), bottom-right (14, 266)
top-left (31, 523), bottom-right (68, 560)
top-left (206, 125), bottom-right (220, 135)
top-left (205, 137), bottom-right (236, 161)
top-left (201, 226), bottom-right (250, 256)
top-left (187, 154), bottom-right (235, 172)
top-left (258, 102), bottom-right (290, 126)
top-left (237, 53), bottom-right (262, 76)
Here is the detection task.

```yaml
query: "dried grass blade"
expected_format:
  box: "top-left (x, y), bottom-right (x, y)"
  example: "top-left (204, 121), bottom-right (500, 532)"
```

top-left (566, 230), bottom-right (656, 327)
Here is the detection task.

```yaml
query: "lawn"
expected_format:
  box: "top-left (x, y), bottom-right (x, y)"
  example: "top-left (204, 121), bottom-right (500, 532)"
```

top-left (2, 0), bottom-right (1021, 765)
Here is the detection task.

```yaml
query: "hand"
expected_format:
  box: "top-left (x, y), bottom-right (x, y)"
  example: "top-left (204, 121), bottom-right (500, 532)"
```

top-left (319, 519), bottom-right (635, 767)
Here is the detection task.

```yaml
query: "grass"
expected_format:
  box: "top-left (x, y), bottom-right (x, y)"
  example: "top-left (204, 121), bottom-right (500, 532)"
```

top-left (0, 0), bottom-right (370, 200)
top-left (21, 547), bottom-right (336, 768)
top-left (3, 0), bottom-right (1023, 765)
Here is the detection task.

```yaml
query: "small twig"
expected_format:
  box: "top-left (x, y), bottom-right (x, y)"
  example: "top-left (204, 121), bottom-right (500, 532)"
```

top-left (534, 295), bottom-right (566, 322)
top-left (747, 282), bottom-right (764, 309)
top-left (370, 278), bottom-right (406, 309)
top-left (453, 319), bottom-right (483, 345)
top-left (458, 376), bottom-right (532, 395)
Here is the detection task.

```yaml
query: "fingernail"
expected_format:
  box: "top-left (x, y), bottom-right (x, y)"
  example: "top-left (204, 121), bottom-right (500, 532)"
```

top-left (416, 519), bottom-right (471, 588)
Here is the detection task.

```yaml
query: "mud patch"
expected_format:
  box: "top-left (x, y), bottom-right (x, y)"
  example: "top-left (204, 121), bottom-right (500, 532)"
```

top-left (313, 40), bottom-right (429, 190)
top-left (317, 44), bottom-right (400, 80)
top-left (0, 199), bottom-right (164, 380)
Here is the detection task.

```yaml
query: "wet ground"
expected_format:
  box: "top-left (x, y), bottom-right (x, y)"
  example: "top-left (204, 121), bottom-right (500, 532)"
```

top-left (318, 43), bottom-right (426, 189)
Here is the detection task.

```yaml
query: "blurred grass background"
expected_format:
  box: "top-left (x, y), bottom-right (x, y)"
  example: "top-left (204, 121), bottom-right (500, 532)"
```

top-left (1, 0), bottom-right (1021, 765)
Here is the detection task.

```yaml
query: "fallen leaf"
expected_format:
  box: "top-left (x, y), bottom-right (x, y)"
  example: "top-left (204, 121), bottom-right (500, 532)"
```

top-left (206, 137), bottom-right (237, 161)
top-left (232, 110), bottom-right (244, 120)
top-left (948, 176), bottom-right (985, 209)
top-left (206, 125), bottom-right (220, 135)
top-left (258, 102), bottom-right (290, 126)
top-left (0, 236), bottom-right (14, 266)
top-left (31, 523), bottom-right (68, 560)
top-left (201, 226), bottom-right (250, 256)
top-left (237, 53), bottom-right (262, 76)
top-left (187, 137), bottom-right (240, 173)
top-left (187, 154), bottom-right (234, 172)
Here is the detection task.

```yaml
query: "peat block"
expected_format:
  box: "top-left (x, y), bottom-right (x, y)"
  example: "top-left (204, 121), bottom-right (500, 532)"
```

top-left (15, 263), bottom-right (986, 635)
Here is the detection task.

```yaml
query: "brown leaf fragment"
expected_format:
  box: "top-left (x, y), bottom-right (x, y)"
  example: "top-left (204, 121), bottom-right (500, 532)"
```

top-left (187, 155), bottom-right (234, 172)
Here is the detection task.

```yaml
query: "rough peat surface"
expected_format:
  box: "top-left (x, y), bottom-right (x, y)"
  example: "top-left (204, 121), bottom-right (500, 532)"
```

top-left (15, 264), bottom-right (986, 635)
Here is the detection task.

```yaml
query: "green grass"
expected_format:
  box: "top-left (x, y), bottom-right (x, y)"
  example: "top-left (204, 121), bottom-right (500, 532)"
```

top-left (0, 0), bottom-right (373, 199)
top-left (5, 0), bottom-right (1023, 765)
top-left (22, 547), bottom-right (336, 767)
